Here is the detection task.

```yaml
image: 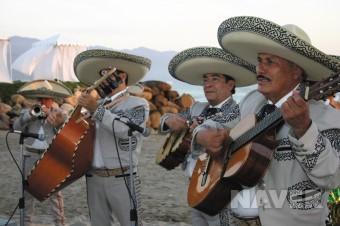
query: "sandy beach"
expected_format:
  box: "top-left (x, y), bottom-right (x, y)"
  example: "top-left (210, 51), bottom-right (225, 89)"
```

top-left (0, 130), bottom-right (191, 226)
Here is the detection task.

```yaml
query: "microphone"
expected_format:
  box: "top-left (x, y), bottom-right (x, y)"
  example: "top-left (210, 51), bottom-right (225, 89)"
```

top-left (114, 117), bottom-right (150, 137)
top-left (10, 130), bottom-right (46, 141)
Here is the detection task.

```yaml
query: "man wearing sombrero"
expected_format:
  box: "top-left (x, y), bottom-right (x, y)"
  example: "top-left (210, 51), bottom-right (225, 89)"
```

top-left (215, 16), bottom-right (340, 226)
top-left (75, 49), bottom-right (151, 226)
top-left (13, 79), bottom-right (72, 226)
top-left (161, 46), bottom-right (257, 225)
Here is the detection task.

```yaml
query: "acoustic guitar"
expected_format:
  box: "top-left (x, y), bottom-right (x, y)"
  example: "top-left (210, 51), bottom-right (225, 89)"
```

top-left (26, 68), bottom-right (116, 201)
top-left (188, 73), bottom-right (340, 215)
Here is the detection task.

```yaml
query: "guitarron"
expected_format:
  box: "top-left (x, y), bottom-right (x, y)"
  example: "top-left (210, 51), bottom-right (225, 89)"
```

top-left (26, 69), bottom-right (116, 201)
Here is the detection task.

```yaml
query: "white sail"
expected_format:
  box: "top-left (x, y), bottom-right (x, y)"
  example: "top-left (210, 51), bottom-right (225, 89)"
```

top-left (0, 39), bottom-right (12, 83)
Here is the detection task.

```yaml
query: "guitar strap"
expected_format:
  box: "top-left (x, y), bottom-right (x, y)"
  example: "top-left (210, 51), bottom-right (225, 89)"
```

top-left (76, 92), bottom-right (129, 123)
top-left (256, 104), bottom-right (277, 121)
top-left (103, 92), bottom-right (129, 110)
top-left (257, 103), bottom-right (285, 132)
top-left (255, 104), bottom-right (281, 150)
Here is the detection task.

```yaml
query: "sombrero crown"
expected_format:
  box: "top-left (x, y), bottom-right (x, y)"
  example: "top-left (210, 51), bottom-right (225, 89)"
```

top-left (17, 79), bottom-right (72, 99)
top-left (218, 16), bottom-right (340, 81)
top-left (168, 46), bottom-right (257, 87)
top-left (74, 49), bottom-right (151, 86)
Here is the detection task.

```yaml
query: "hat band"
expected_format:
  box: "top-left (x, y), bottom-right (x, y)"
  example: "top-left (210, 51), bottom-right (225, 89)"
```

top-left (218, 16), bottom-right (339, 72)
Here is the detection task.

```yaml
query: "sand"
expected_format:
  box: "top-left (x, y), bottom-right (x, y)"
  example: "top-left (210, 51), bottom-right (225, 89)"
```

top-left (0, 130), bottom-right (191, 226)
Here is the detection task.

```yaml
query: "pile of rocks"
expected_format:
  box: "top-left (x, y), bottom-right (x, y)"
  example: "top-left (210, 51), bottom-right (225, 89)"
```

top-left (135, 81), bottom-right (195, 130)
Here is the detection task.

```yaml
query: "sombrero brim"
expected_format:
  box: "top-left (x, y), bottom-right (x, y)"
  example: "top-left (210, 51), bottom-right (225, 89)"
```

top-left (74, 49), bottom-right (151, 86)
top-left (168, 47), bottom-right (257, 87)
top-left (17, 80), bottom-right (72, 99)
top-left (218, 16), bottom-right (340, 81)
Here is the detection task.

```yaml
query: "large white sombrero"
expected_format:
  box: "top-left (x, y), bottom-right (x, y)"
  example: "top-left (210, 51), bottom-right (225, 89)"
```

top-left (218, 16), bottom-right (340, 81)
top-left (17, 80), bottom-right (72, 99)
top-left (74, 49), bottom-right (151, 86)
top-left (168, 46), bottom-right (257, 87)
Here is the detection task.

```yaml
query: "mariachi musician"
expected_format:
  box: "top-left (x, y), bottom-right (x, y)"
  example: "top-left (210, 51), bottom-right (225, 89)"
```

top-left (213, 16), bottom-right (340, 226)
top-left (75, 49), bottom-right (151, 226)
top-left (160, 46), bottom-right (257, 226)
top-left (13, 79), bottom-right (72, 226)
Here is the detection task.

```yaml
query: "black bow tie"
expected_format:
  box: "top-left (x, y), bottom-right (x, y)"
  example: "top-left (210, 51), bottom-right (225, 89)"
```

top-left (206, 107), bottom-right (220, 117)
top-left (257, 104), bottom-right (277, 121)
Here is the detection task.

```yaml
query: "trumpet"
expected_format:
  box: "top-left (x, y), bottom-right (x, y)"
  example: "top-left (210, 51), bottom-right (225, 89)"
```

top-left (31, 104), bottom-right (47, 119)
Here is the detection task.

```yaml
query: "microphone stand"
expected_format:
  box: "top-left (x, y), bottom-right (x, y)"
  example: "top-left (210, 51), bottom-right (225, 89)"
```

top-left (114, 118), bottom-right (147, 226)
top-left (128, 128), bottom-right (137, 226)
top-left (19, 134), bottom-right (28, 226)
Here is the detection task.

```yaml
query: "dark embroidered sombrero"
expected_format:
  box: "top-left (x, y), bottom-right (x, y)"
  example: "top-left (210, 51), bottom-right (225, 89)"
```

top-left (74, 49), bottom-right (151, 86)
top-left (168, 46), bottom-right (257, 86)
top-left (17, 79), bottom-right (72, 99)
top-left (218, 16), bottom-right (340, 81)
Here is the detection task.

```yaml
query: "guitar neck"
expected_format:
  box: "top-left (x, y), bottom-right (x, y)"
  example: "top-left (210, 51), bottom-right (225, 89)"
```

top-left (70, 68), bottom-right (118, 115)
top-left (229, 108), bottom-right (283, 155)
top-left (223, 72), bottom-right (340, 162)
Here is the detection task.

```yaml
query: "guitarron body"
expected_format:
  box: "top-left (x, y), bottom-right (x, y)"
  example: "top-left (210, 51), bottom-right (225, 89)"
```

top-left (26, 107), bottom-right (95, 201)
top-left (26, 68), bottom-right (121, 201)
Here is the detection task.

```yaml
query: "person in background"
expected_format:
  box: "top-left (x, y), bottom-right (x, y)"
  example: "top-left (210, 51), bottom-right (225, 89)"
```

top-left (0, 102), bottom-right (12, 130)
top-left (13, 79), bottom-right (72, 226)
top-left (161, 47), bottom-right (258, 226)
top-left (75, 49), bottom-right (151, 226)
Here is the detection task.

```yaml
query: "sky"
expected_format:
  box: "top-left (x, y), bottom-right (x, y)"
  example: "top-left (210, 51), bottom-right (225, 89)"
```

top-left (1, 0), bottom-right (340, 55)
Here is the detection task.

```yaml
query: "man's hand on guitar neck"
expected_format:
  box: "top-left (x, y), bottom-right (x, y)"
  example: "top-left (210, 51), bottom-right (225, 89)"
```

top-left (196, 128), bottom-right (229, 158)
top-left (78, 92), bottom-right (99, 114)
top-left (281, 91), bottom-right (312, 139)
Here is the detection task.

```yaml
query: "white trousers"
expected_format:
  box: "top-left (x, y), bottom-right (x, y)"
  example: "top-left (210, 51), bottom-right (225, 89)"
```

top-left (86, 172), bottom-right (143, 226)
top-left (23, 152), bottom-right (66, 226)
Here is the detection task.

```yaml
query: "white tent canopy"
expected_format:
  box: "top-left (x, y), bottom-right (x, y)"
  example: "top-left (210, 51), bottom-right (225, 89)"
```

top-left (12, 34), bottom-right (87, 82)
top-left (31, 44), bottom-right (86, 81)
top-left (0, 39), bottom-right (12, 83)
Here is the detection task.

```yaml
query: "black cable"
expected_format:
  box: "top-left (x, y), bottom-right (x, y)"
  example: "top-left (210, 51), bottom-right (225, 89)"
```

top-left (112, 120), bottom-right (138, 206)
top-left (6, 132), bottom-right (24, 178)
top-left (112, 120), bottom-right (138, 225)
top-left (4, 202), bottom-right (18, 226)
top-left (4, 131), bottom-right (25, 226)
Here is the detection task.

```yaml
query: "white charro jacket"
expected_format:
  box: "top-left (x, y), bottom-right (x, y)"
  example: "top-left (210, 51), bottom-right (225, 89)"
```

top-left (91, 91), bottom-right (149, 169)
top-left (239, 90), bottom-right (340, 226)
